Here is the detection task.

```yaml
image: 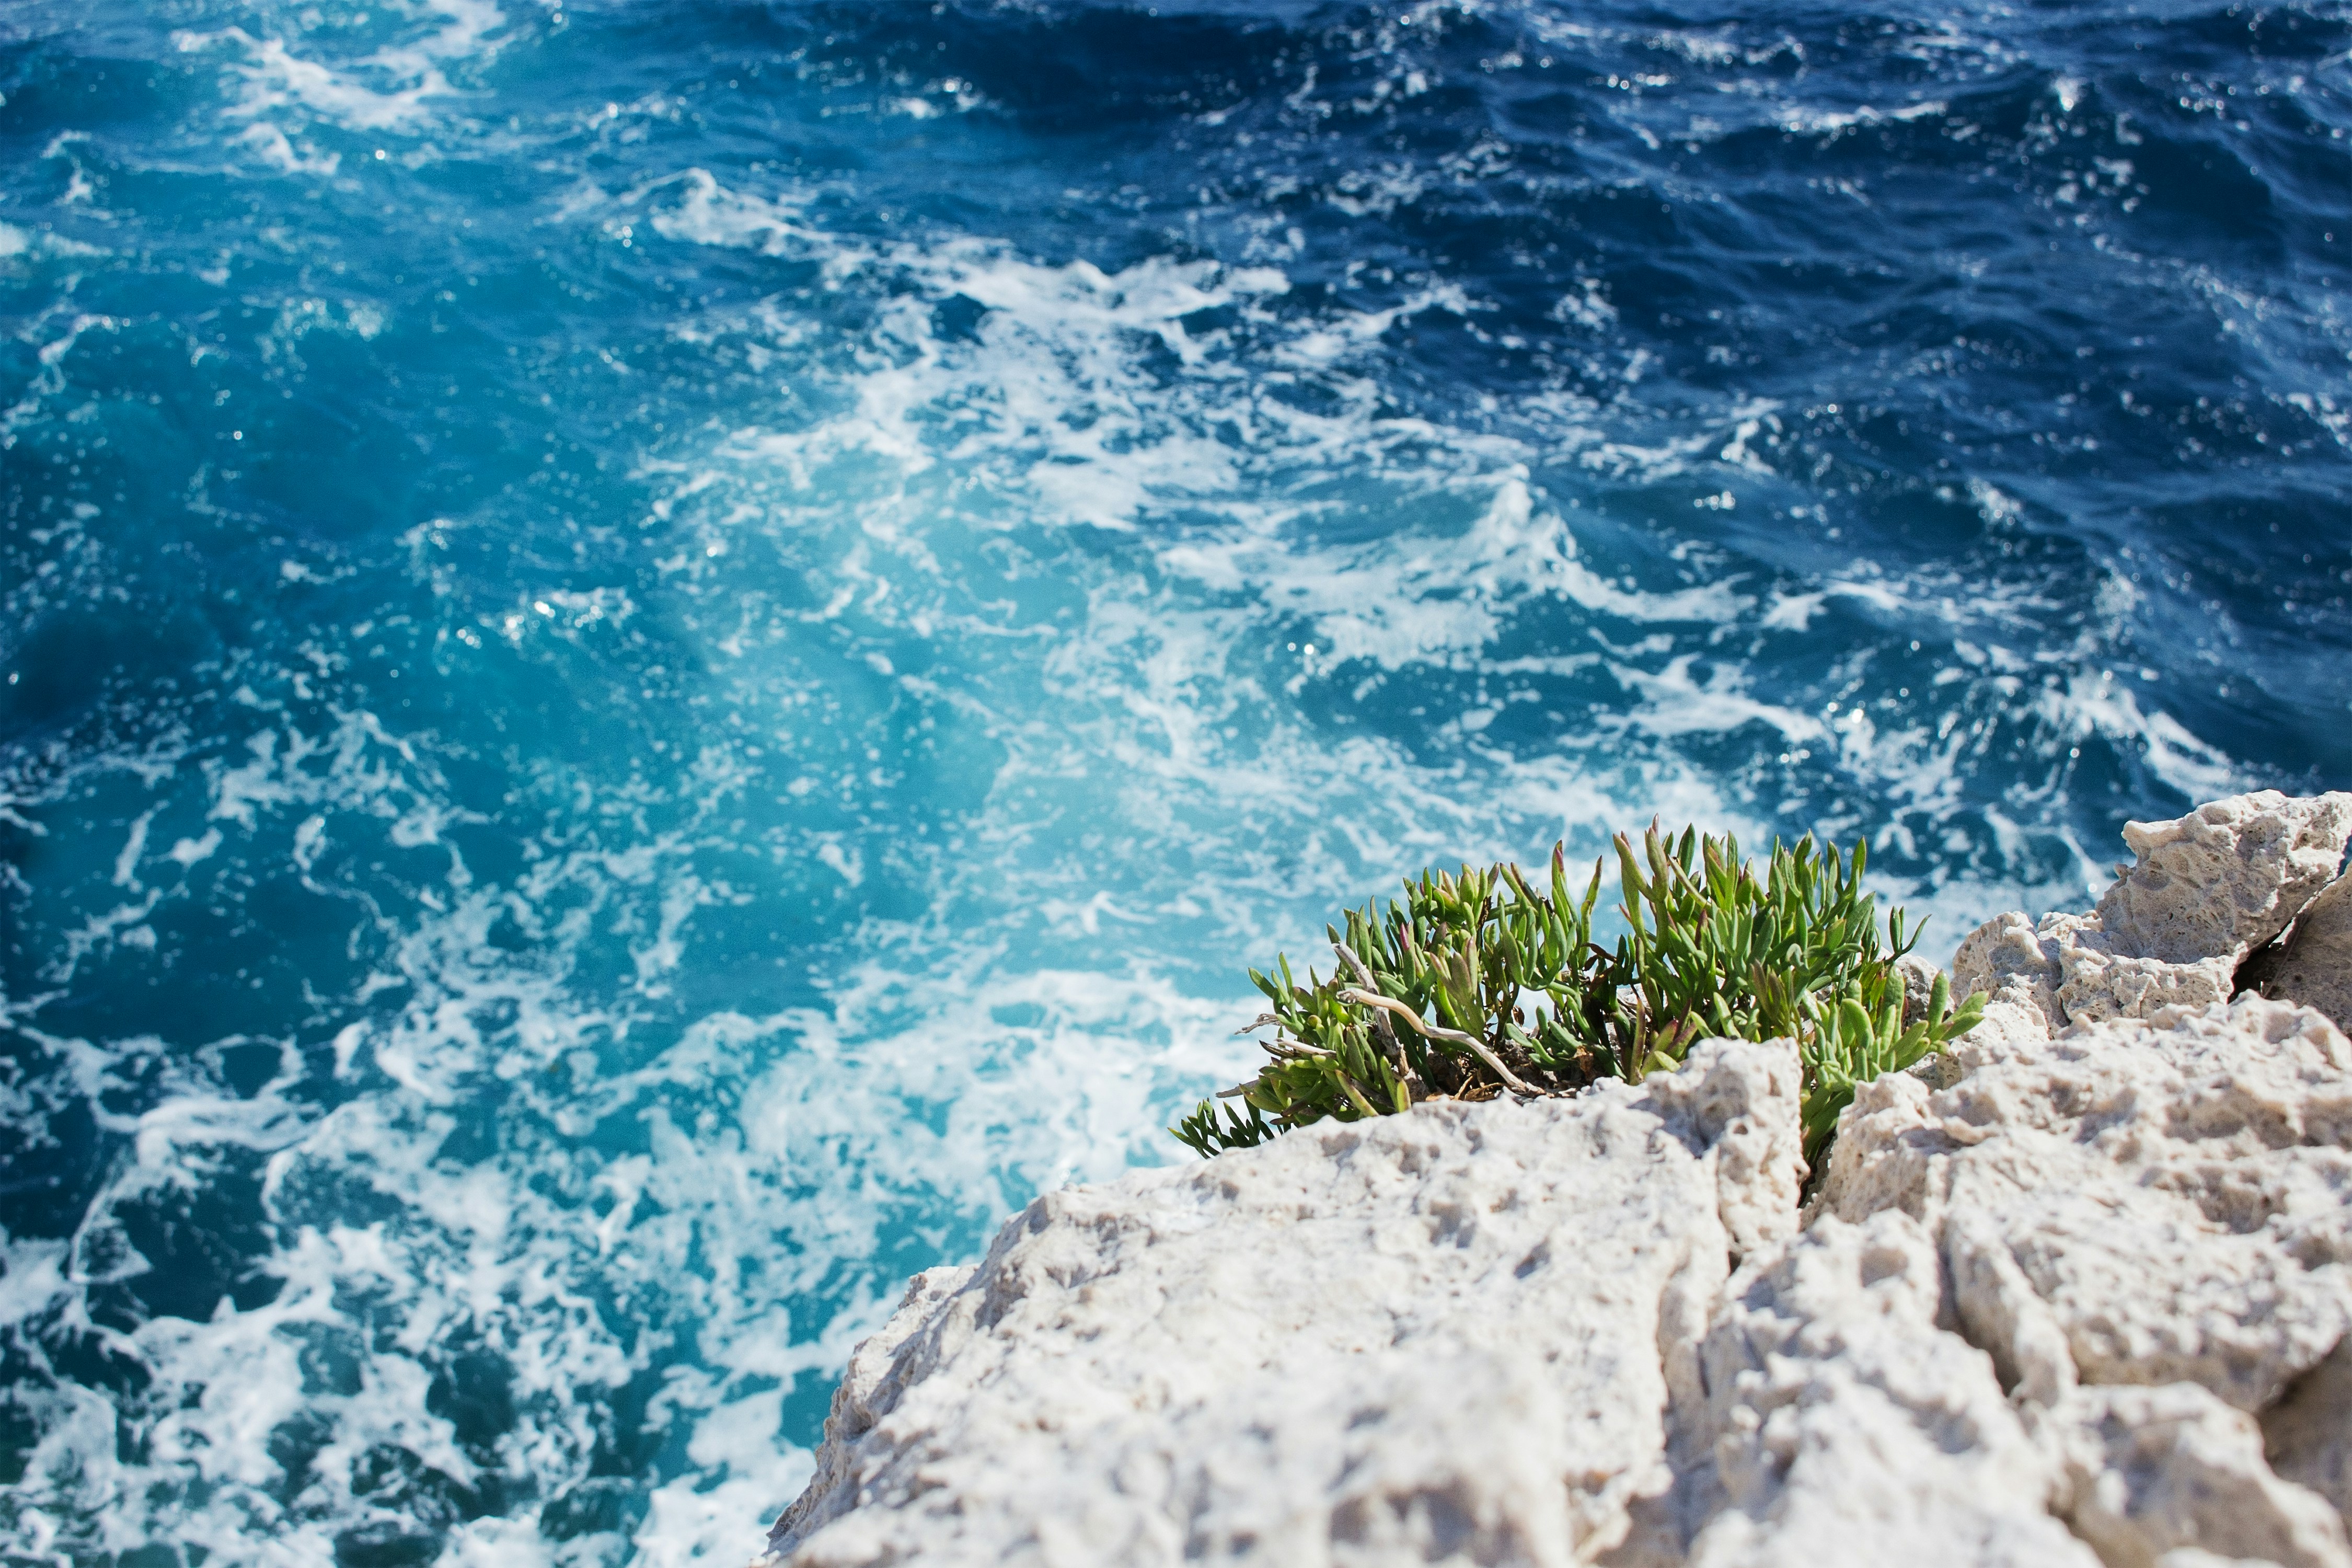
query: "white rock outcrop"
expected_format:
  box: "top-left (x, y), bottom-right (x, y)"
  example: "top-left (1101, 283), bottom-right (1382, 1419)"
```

top-left (1948, 908), bottom-right (2067, 1054)
top-left (1817, 997), bottom-right (2352, 1411)
top-left (1671, 1208), bottom-right (2096, 1567)
top-left (1951, 791), bottom-right (2352, 1040)
top-left (757, 791), bottom-right (2352, 1568)
top-left (2096, 792), bottom-right (2352, 964)
top-left (765, 1039), bottom-right (1805, 1568)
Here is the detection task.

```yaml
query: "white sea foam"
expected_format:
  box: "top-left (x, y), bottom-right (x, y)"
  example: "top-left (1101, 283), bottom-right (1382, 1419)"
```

top-left (181, 0), bottom-right (509, 148)
top-left (2, 708), bottom-right (1252, 1562)
top-left (631, 167), bottom-right (2166, 953)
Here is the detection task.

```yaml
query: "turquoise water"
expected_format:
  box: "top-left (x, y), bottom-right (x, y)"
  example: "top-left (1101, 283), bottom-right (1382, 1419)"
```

top-left (3, 0), bottom-right (2348, 1561)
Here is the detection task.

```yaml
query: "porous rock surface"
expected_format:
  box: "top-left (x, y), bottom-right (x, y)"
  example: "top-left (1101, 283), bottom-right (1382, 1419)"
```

top-left (764, 1039), bottom-right (1805, 1568)
top-left (1812, 995), bottom-right (2352, 1568)
top-left (757, 791), bottom-right (2352, 1568)
top-left (1951, 790), bottom-right (2352, 1041)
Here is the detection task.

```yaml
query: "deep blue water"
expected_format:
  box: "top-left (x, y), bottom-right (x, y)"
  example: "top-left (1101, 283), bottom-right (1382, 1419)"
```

top-left (1, 0), bottom-right (2347, 1560)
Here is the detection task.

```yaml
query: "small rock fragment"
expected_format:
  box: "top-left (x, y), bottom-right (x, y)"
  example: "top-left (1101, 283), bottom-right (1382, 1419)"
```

top-left (1895, 953), bottom-right (1942, 1026)
top-left (2049, 913), bottom-right (2234, 1027)
top-left (1950, 911), bottom-right (2063, 1058)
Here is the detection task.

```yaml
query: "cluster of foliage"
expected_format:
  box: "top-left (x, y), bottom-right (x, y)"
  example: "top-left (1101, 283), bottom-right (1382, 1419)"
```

top-left (1172, 825), bottom-right (1984, 1170)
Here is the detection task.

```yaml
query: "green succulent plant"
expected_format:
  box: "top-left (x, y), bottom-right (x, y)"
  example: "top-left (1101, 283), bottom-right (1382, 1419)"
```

top-left (1172, 824), bottom-right (1985, 1171)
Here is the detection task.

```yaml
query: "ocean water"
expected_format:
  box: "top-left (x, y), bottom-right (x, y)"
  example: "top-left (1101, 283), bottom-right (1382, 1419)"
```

top-left (1, 0), bottom-right (2347, 1560)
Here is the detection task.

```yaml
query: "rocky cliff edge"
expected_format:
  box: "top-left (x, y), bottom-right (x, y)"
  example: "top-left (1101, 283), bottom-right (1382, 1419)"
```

top-left (756, 789), bottom-right (2352, 1568)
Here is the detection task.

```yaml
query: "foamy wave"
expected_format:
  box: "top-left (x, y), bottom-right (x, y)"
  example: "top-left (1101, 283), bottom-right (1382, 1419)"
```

top-left (0, 702), bottom-right (1259, 1564)
top-left (606, 163), bottom-right (2227, 953)
top-left (179, 0), bottom-right (509, 144)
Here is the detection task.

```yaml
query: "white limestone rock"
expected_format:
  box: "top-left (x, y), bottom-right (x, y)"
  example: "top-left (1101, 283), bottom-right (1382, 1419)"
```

top-left (1678, 1211), bottom-right (2097, 1568)
top-left (1948, 910), bottom-right (2063, 1060)
top-left (2097, 791), bottom-right (2352, 965)
top-left (2049, 912), bottom-right (2236, 1028)
top-left (1804, 994), bottom-right (2352, 1567)
top-left (1894, 953), bottom-right (1943, 1025)
top-left (1951, 791), bottom-right (2352, 1036)
top-left (757, 802), bottom-right (2352, 1568)
top-left (2046, 1382), bottom-right (2351, 1568)
top-left (1818, 995), bottom-right (2352, 1414)
top-left (760, 1038), bottom-right (1805, 1568)
top-left (2268, 874), bottom-right (2352, 1034)
top-left (1628, 999), bottom-right (2352, 1568)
